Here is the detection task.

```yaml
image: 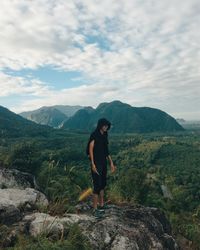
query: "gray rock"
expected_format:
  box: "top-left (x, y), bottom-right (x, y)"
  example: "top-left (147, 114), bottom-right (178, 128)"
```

top-left (0, 188), bottom-right (48, 225)
top-left (0, 188), bottom-right (48, 208)
top-left (22, 212), bottom-right (94, 240)
top-left (111, 235), bottom-right (139, 250)
top-left (0, 204), bottom-right (21, 225)
top-left (21, 204), bottom-right (179, 250)
top-left (0, 167), bottom-right (38, 189)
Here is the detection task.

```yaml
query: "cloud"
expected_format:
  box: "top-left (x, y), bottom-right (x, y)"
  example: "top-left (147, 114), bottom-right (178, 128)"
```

top-left (0, 71), bottom-right (51, 96)
top-left (0, 0), bottom-right (200, 119)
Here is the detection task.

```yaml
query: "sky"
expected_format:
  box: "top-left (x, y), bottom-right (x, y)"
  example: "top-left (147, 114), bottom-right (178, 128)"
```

top-left (0, 0), bottom-right (200, 120)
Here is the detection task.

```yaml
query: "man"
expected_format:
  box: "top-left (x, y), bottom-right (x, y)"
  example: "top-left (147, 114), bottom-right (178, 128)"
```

top-left (86, 118), bottom-right (116, 218)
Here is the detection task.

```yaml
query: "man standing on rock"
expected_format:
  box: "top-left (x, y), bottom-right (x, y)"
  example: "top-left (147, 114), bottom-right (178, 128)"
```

top-left (86, 118), bottom-right (116, 218)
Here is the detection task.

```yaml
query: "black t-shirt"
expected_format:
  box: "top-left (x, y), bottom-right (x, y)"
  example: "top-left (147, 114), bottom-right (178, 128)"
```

top-left (87, 129), bottom-right (109, 163)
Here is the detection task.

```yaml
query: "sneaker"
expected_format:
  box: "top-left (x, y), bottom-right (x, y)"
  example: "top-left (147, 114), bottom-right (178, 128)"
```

top-left (92, 208), bottom-right (104, 219)
top-left (98, 204), bottom-right (109, 210)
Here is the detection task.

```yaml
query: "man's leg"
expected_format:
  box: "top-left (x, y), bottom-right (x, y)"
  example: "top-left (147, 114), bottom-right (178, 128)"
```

top-left (93, 193), bottom-right (99, 209)
top-left (99, 164), bottom-right (107, 207)
top-left (91, 169), bottom-right (101, 209)
top-left (99, 189), bottom-right (104, 207)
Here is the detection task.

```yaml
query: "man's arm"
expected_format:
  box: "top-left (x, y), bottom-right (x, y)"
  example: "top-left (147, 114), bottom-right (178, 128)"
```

top-left (106, 155), bottom-right (116, 173)
top-left (106, 155), bottom-right (113, 165)
top-left (105, 138), bottom-right (116, 173)
top-left (89, 140), bottom-right (99, 175)
top-left (89, 140), bottom-right (95, 164)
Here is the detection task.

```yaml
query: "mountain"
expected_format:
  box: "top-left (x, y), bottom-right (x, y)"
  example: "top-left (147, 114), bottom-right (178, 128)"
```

top-left (20, 107), bottom-right (68, 128)
top-left (61, 106), bottom-right (95, 130)
top-left (20, 105), bottom-right (84, 128)
top-left (62, 100), bottom-right (184, 133)
top-left (52, 105), bottom-right (83, 116)
top-left (0, 106), bottom-right (52, 137)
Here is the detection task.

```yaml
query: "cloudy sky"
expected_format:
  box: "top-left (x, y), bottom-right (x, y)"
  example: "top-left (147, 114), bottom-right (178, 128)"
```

top-left (0, 0), bottom-right (200, 120)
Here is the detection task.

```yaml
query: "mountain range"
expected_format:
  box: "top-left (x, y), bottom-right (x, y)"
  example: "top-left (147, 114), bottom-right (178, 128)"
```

top-left (62, 100), bottom-right (184, 133)
top-left (20, 105), bottom-right (83, 128)
top-left (0, 105), bottom-right (52, 137)
top-left (0, 101), bottom-right (184, 136)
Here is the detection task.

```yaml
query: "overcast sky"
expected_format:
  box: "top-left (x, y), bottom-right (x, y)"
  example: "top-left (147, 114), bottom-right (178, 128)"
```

top-left (0, 0), bottom-right (200, 120)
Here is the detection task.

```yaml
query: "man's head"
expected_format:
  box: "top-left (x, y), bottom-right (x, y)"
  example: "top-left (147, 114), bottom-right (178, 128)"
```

top-left (96, 118), bottom-right (111, 133)
top-left (101, 124), bottom-right (109, 133)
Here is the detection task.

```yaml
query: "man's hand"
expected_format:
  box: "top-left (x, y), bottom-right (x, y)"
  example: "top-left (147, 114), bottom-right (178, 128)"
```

top-left (91, 163), bottom-right (99, 175)
top-left (110, 163), bottom-right (116, 173)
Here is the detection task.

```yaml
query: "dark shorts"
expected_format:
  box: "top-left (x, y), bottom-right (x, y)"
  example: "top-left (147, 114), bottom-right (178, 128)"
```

top-left (91, 161), bottom-right (107, 195)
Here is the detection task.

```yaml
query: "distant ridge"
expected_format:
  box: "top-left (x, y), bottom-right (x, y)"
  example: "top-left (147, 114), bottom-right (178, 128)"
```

top-left (62, 100), bottom-right (185, 133)
top-left (20, 105), bottom-right (84, 128)
top-left (0, 105), bottom-right (52, 137)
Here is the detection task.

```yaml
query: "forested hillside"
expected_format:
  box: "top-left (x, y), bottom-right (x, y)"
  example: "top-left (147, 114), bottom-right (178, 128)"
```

top-left (63, 100), bottom-right (184, 133)
top-left (0, 106), bottom-right (52, 137)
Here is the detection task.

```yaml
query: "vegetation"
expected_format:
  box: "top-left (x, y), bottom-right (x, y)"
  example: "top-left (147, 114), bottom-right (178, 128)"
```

top-left (2, 224), bottom-right (91, 250)
top-left (0, 105), bottom-right (52, 138)
top-left (0, 128), bottom-right (200, 248)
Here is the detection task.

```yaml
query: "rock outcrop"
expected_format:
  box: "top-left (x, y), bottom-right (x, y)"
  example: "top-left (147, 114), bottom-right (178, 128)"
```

top-left (0, 167), bottom-right (48, 226)
top-left (0, 167), bottom-right (37, 189)
top-left (0, 188), bottom-right (48, 225)
top-left (19, 204), bottom-right (179, 250)
top-left (0, 167), bottom-right (179, 249)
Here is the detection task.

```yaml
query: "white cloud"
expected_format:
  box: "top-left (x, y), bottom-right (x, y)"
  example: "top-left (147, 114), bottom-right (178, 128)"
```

top-left (0, 71), bottom-right (51, 96)
top-left (0, 0), bottom-right (200, 119)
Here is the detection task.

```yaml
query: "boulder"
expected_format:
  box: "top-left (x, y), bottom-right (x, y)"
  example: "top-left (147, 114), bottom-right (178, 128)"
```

top-left (0, 167), bottom-right (37, 189)
top-left (0, 204), bottom-right (21, 225)
top-left (0, 188), bottom-right (48, 225)
top-left (23, 212), bottom-right (94, 240)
